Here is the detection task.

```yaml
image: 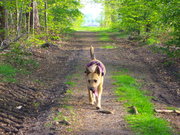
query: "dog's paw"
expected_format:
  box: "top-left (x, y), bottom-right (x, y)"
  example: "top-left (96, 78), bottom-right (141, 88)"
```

top-left (96, 106), bottom-right (101, 110)
top-left (89, 102), bottom-right (95, 105)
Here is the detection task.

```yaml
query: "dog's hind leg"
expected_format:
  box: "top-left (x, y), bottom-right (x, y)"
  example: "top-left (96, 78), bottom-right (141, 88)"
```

top-left (88, 90), bottom-right (95, 105)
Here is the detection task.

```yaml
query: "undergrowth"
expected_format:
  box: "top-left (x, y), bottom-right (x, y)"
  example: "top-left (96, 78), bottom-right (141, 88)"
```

top-left (112, 71), bottom-right (172, 135)
top-left (0, 43), bottom-right (39, 82)
top-left (0, 64), bottom-right (17, 82)
top-left (151, 46), bottom-right (180, 58)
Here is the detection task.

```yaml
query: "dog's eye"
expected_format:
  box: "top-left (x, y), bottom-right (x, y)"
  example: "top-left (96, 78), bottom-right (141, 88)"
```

top-left (94, 80), bottom-right (97, 83)
top-left (88, 80), bottom-right (90, 83)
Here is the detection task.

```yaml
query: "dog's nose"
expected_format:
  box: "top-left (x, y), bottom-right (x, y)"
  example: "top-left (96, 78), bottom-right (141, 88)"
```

top-left (89, 87), bottom-right (95, 93)
top-left (89, 87), bottom-right (94, 91)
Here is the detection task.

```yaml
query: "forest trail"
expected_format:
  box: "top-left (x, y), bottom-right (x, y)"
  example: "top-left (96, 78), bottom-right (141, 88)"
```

top-left (57, 32), bottom-right (134, 135)
top-left (0, 31), bottom-right (179, 135)
top-left (56, 31), bottom-right (180, 135)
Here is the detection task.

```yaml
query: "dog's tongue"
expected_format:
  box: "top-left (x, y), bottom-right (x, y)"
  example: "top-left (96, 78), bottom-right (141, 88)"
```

top-left (94, 90), bottom-right (98, 97)
top-left (91, 89), bottom-right (98, 97)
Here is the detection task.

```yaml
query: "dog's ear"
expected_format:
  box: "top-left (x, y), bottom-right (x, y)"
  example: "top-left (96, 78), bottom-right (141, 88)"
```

top-left (95, 66), bottom-right (100, 75)
top-left (85, 68), bottom-right (90, 75)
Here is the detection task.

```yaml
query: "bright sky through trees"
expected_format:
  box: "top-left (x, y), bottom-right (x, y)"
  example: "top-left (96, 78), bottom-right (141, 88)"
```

top-left (80, 0), bottom-right (103, 26)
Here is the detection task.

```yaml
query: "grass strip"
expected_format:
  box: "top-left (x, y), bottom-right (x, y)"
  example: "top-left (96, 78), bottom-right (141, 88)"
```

top-left (0, 64), bottom-right (17, 82)
top-left (73, 26), bottom-right (109, 32)
top-left (112, 72), bottom-right (172, 135)
top-left (102, 45), bottom-right (116, 49)
top-left (99, 32), bottom-right (112, 41)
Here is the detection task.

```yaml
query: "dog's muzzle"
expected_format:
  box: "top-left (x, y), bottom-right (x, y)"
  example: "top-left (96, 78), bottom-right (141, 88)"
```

top-left (89, 87), bottom-right (95, 93)
top-left (89, 87), bottom-right (98, 97)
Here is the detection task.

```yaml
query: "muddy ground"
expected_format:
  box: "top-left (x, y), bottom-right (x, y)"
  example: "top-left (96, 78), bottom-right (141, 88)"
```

top-left (0, 31), bottom-right (179, 135)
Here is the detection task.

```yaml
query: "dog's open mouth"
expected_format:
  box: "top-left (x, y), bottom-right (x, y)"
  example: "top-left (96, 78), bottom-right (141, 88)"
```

top-left (90, 89), bottom-right (95, 93)
top-left (90, 89), bottom-right (98, 97)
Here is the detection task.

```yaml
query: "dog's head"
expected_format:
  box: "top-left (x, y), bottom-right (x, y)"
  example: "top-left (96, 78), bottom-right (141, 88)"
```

top-left (85, 66), bottom-right (101, 92)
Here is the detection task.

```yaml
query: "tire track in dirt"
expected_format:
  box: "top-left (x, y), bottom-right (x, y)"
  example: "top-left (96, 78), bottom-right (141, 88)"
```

top-left (0, 45), bottom-right (80, 135)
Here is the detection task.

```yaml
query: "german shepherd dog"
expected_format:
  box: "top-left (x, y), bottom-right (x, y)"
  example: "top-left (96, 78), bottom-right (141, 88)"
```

top-left (85, 46), bottom-right (106, 109)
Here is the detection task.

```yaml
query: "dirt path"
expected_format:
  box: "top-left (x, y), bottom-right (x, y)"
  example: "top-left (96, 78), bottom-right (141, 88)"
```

top-left (20, 31), bottom-right (179, 135)
top-left (1, 31), bottom-right (179, 135)
top-left (56, 31), bottom-right (179, 135)
top-left (57, 32), bottom-right (133, 135)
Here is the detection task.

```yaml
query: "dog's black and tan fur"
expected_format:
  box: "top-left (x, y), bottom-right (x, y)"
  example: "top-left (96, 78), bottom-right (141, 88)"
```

top-left (85, 46), bottom-right (106, 109)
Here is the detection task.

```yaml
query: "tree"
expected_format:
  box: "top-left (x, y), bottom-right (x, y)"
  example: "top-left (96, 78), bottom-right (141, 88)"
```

top-left (0, 5), bottom-right (5, 41)
top-left (0, 0), bottom-right (82, 45)
top-left (97, 0), bottom-right (179, 46)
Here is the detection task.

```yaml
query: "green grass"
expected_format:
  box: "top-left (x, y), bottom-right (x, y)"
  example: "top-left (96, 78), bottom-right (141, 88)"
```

top-left (99, 32), bottom-right (112, 41)
top-left (112, 72), bottom-right (172, 135)
top-left (74, 26), bottom-right (109, 32)
top-left (66, 74), bottom-right (80, 80)
top-left (0, 64), bottom-right (17, 82)
top-left (151, 46), bottom-right (180, 58)
top-left (65, 81), bottom-right (77, 87)
top-left (102, 45), bottom-right (116, 49)
top-left (0, 46), bottom-right (39, 83)
top-left (52, 112), bottom-right (65, 121)
top-left (66, 89), bottom-right (73, 95)
top-left (117, 32), bottom-right (129, 38)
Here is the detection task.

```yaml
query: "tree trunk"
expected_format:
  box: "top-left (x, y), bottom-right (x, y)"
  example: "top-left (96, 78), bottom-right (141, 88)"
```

top-left (0, 6), bottom-right (5, 41)
top-left (30, 0), bottom-right (40, 35)
top-left (44, 0), bottom-right (48, 34)
top-left (16, 0), bottom-right (20, 36)
top-left (5, 9), bottom-right (8, 38)
top-left (33, 1), bottom-right (40, 28)
top-left (146, 24), bottom-right (151, 33)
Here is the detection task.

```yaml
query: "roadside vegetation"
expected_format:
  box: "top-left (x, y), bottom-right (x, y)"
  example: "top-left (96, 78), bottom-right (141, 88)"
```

top-left (94, 0), bottom-right (180, 60)
top-left (0, 43), bottom-right (39, 82)
top-left (0, 0), bottom-right (82, 82)
top-left (112, 71), bottom-right (172, 135)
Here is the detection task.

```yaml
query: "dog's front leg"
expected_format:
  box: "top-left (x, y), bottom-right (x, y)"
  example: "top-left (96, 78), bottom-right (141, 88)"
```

top-left (96, 84), bottom-right (103, 109)
top-left (88, 90), bottom-right (95, 105)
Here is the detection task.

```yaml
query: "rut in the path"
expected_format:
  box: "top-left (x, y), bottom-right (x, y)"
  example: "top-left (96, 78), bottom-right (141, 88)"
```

top-left (0, 46), bottom-right (79, 135)
top-left (0, 83), bottom-right (39, 134)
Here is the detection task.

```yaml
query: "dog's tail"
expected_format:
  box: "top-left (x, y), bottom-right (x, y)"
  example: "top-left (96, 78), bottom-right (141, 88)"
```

top-left (90, 46), bottom-right (96, 60)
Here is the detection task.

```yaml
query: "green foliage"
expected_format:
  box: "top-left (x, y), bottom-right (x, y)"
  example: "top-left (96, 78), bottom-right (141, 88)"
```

top-left (116, 32), bottom-right (129, 39)
top-left (97, 0), bottom-right (179, 55)
top-left (47, 0), bottom-right (83, 33)
top-left (1, 0), bottom-right (83, 44)
top-left (112, 72), bottom-right (172, 135)
top-left (0, 44), bottom-right (39, 82)
top-left (5, 46), bottom-right (39, 70)
top-left (151, 46), bottom-right (180, 58)
top-left (26, 36), bottom-right (46, 47)
top-left (146, 37), bottom-right (159, 45)
top-left (0, 64), bottom-right (17, 82)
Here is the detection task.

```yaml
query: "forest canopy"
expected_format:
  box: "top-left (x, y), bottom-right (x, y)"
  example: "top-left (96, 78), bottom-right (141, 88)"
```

top-left (0, 0), bottom-right (82, 45)
top-left (0, 0), bottom-right (179, 51)
top-left (97, 0), bottom-right (180, 47)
